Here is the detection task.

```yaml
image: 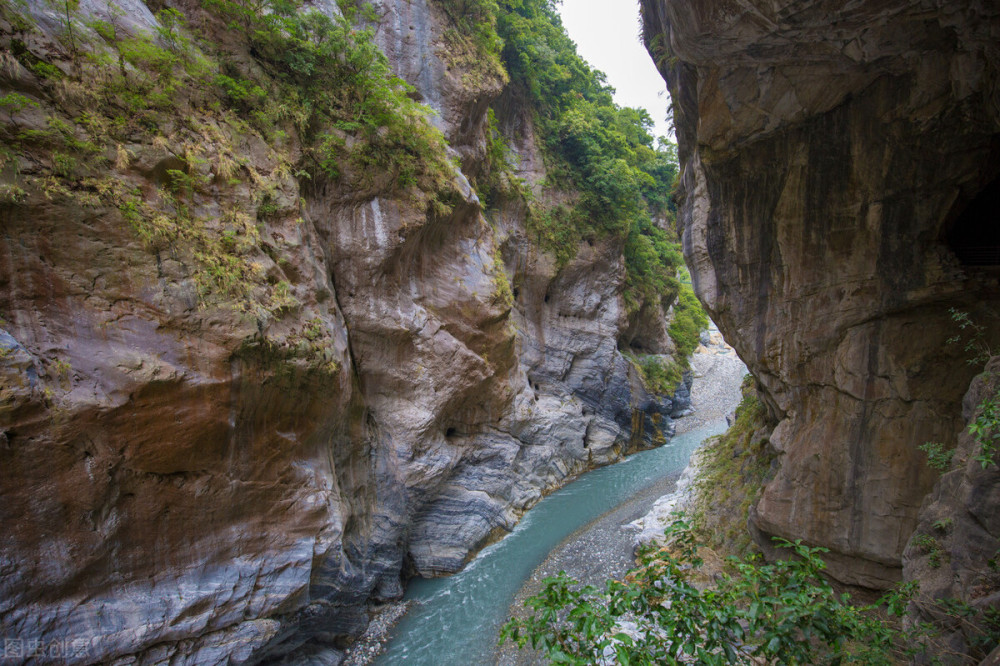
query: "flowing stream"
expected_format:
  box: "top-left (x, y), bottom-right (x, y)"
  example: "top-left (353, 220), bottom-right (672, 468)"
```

top-left (377, 420), bottom-right (727, 665)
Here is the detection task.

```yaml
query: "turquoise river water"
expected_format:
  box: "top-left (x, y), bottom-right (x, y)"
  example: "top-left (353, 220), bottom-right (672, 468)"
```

top-left (377, 420), bottom-right (727, 665)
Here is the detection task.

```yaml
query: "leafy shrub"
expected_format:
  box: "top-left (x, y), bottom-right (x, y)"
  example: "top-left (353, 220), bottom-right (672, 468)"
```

top-left (491, 246), bottom-right (514, 309)
top-left (931, 518), bottom-right (952, 533)
top-left (912, 533), bottom-right (944, 569)
top-left (919, 441), bottom-right (955, 472)
top-left (947, 308), bottom-right (993, 367)
top-left (437, 0), bottom-right (505, 85)
top-left (668, 279), bottom-right (708, 358)
top-left (1, 0), bottom-right (456, 316)
top-left (474, 108), bottom-right (523, 207)
top-left (623, 216), bottom-right (683, 314)
top-left (969, 388), bottom-right (1000, 469)
top-left (627, 352), bottom-right (683, 396)
top-left (525, 202), bottom-right (585, 268)
top-left (501, 518), bottom-right (904, 665)
top-left (0, 91), bottom-right (38, 125)
top-left (440, 0), bottom-right (502, 55)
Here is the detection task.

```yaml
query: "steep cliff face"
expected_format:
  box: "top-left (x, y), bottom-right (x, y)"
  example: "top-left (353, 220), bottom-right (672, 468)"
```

top-left (903, 356), bottom-right (1000, 663)
top-left (0, 0), bottom-right (688, 662)
top-left (641, 0), bottom-right (1000, 588)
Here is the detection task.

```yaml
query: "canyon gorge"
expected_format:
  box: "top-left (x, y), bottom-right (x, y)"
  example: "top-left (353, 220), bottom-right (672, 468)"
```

top-left (0, 0), bottom-right (998, 664)
top-left (0, 0), bottom-right (694, 662)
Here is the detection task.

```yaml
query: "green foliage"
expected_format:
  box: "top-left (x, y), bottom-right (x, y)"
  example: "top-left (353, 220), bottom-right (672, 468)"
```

top-left (81, 175), bottom-right (278, 312)
top-left (940, 601), bottom-right (1000, 656)
top-left (626, 352), bottom-right (683, 396)
top-left (622, 277), bottom-right (706, 398)
top-left (968, 388), bottom-right (1000, 469)
top-left (912, 533), bottom-right (944, 569)
top-left (491, 246), bottom-right (514, 310)
top-left (214, 73), bottom-right (267, 109)
top-left (623, 216), bottom-right (683, 314)
top-left (931, 517), bottom-right (952, 533)
top-left (490, 0), bottom-right (683, 316)
top-left (51, 151), bottom-right (78, 177)
top-left (474, 108), bottom-right (523, 207)
top-left (49, 0), bottom-right (82, 60)
top-left (0, 92), bottom-right (38, 125)
top-left (668, 278), bottom-right (708, 358)
top-left (1, 0), bottom-right (458, 317)
top-left (690, 375), bottom-right (773, 553)
top-left (925, 312), bottom-right (998, 471)
top-left (436, 0), bottom-right (506, 87)
top-left (235, 332), bottom-right (341, 379)
top-left (0, 183), bottom-right (26, 203)
top-left (947, 308), bottom-right (993, 367)
top-left (439, 0), bottom-right (503, 58)
top-left (525, 202), bottom-right (584, 267)
top-left (501, 518), bottom-right (903, 665)
top-left (51, 359), bottom-right (72, 378)
top-left (919, 441), bottom-right (956, 472)
top-left (203, 0), bottom-right (453, 193)
top-left (303, 317), bottom-right (323, 341)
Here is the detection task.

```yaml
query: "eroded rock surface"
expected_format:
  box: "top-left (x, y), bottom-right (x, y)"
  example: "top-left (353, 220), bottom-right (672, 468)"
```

top-left (0, 1), bottom-right (688, 663)
top-left (642, 0), bottom-right (1000, 587)
top-left (903, 356), bottom-right (1000, 663)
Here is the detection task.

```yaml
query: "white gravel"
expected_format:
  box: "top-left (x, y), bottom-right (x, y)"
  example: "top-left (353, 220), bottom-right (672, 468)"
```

top-left (675, 323), bottom-right (748, 435)
top-left (340, 602), bottom-right (412, 666)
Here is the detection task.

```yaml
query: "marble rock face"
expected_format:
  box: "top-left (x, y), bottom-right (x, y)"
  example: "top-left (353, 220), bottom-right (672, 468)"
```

top-left (0, 0), bottom-right (688, 662)
top-left (641, 0), bottom-right (1000, 588)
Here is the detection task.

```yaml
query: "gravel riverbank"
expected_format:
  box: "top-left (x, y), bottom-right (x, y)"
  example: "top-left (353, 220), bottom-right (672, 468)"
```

top-left (495, 325), bottom-right (746, 665)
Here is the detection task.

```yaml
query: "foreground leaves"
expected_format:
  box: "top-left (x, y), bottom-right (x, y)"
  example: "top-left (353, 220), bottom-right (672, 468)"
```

top-left (500, 518), bottom-right (905, 665)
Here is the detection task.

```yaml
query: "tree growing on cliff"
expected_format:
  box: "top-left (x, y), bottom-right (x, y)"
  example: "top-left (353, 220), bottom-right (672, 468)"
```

top-left (500, 518), bottom-right (903, 665)
top-left (490, 0), bottom-right (692, 322)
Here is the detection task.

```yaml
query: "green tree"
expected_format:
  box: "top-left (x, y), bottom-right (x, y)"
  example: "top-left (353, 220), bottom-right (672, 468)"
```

top-left (489, 0), bottom-right (691, 320)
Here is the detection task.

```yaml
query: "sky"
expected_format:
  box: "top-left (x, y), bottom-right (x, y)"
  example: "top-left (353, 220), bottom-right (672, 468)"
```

top-left (556, 0), bottom-right (673, 143)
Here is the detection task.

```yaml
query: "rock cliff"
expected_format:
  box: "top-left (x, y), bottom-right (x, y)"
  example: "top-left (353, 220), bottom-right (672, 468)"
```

top-left (903, 356), bottom-right (1000, 663)
top-left (641, 0), bottom-right (1000, 590)
top-left (0, 1), bottom-right (691, 663)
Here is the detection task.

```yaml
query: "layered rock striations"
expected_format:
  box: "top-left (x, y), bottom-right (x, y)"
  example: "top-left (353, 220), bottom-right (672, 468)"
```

top-left (0, 0), bottom-right (689, 663)
top-left (641, 0), bottom-right (1000, 588)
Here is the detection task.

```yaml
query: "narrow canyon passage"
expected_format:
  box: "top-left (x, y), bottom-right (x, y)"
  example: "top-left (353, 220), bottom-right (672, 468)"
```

top-left (376, 330), bottom-right (746, 665)
top-left (2, 0), bottom-right (998, 663)
top-left (377, 422), bottom-right (727, 665)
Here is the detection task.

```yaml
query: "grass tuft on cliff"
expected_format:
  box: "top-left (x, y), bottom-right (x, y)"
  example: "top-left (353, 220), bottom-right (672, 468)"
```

top-left (625, 352), bottom-right (685, 396)
top-left (690, 375), bottom-right (776, 554)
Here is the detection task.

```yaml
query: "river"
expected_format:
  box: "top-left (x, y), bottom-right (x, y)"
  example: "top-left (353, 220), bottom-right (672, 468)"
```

top-left (375, 420), bottom-right (728, 665)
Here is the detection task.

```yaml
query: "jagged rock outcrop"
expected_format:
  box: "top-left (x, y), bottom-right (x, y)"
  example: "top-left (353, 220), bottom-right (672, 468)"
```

top-left (0, 1), bottom-right (688, 663)
top-left (902, 356), bottom-right (1000, 663)
top-left (641, 0), bottom-right (1000, 588)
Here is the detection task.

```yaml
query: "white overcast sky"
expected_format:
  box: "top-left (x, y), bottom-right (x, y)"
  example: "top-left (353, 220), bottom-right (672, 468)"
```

top-left (556, 0), bottom-right (673, 143)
